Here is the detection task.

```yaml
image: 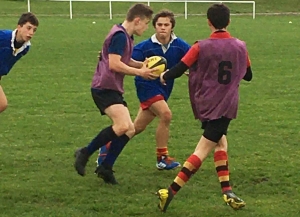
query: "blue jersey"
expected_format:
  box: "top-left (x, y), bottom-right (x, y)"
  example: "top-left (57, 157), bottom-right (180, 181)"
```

top-left (0, 30), bottom-right (31, 77)
top-left (132, 33), bottom-right (190, 102)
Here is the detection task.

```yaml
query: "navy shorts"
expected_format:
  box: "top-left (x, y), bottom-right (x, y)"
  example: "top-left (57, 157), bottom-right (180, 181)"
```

top-left (91, 88), bottom-right (127, 115)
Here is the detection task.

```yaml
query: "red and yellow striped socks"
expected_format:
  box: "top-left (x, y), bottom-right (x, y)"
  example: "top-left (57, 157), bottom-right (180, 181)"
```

top-left (214, 150), bottom-right (232, 193)
top-left (169, 154), bottom-right (202, 195)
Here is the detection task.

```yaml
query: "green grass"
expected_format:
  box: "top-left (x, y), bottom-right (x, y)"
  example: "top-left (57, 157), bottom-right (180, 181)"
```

top-left (1, 0), bottom-right (300, 216)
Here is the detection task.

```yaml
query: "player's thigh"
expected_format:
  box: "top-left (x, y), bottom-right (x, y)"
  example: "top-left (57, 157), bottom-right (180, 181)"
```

top-left (0, 85), bottom-right (8, 112)
top-left (149, 99), bottom-right (172, 120)
top-left (91, 88), bottom-right (133, 134)
top-left (134, 107), bottom-right (156, 132)
top-left (104, 104), bottom-right (133, 128)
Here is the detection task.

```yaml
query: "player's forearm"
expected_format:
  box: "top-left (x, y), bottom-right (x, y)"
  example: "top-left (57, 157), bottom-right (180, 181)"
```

top-left (128, 58), bottom-right (143, 69)
top-left (163, 61), bottom-right (189, 80)
top-left (243, 66), bottom-right (252, 81)
top-left (109, 60), bottom-right (141, 76)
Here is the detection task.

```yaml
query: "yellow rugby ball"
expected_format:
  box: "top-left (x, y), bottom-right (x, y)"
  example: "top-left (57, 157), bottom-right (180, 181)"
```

top-left (146, 56), bottom-right (167, 75)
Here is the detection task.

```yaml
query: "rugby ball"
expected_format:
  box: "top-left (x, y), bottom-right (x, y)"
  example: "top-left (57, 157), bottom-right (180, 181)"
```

top-left (146, 56), bottom-right (167, 75)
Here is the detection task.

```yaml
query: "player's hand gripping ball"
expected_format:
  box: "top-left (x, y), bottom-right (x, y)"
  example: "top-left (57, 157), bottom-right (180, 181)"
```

top-left (146, 56), bottom-right (167, 75)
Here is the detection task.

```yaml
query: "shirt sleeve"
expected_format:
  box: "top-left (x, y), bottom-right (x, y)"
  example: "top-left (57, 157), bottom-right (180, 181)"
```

top-left (108, 31), bottom-right (127, 56)
top-left (181, 43), bottom-right (200, 67)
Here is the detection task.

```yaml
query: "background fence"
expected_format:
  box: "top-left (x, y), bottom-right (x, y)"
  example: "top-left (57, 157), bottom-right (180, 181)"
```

top-left (2, 0), bottom-right (300, 19)
top-left (37, 0), bottom-right (256, 19)
top-left (1, 0), bottom-right (259, 19)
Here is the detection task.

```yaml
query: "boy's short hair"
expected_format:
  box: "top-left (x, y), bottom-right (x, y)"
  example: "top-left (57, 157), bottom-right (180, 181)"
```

top-left (207, 3), bottom-right (230, 29)
top-left (126, 3), bottom-right (153, 21)
top-left (18, 12), bottom-right (39, 27)
top-left (152, 10), bottom-right (176, 29)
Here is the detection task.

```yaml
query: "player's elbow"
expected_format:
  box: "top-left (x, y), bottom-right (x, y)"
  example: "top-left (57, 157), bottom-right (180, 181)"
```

top-left (108, 62), bottom-right (116, 71)
top-left (108, 59), bottom-right (120, 71)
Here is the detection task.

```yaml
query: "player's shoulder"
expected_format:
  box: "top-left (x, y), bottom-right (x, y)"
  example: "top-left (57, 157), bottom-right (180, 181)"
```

top-left (107, 26), bottom-right (126, 41)
top-left (111, 30), bottom-right (126, 38)
top-left (230, 36), bottom-right (246, 44)
top-left (134, 38), bottom-right (152, 49)
top-left (171, 37), bottom-right (191, 49)
top-left (0, 29), bottom-right (13, 34)
top-left (0, 30), bottom-right (13, 40)
top-left (232, 37), bottom-right (248, 51)
top-left (110, 24), bottom-right (125, 33)
top-left (173, 37), bottom-right (189, 44)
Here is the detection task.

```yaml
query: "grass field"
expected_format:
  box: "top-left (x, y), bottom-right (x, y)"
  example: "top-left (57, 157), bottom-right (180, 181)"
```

top-left (1, 0), bottom-right (300, 216)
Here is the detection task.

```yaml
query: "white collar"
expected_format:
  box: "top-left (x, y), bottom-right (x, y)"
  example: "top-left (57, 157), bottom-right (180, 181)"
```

top-left (150, 33), bottom-right (177, 53)
top-left (150, 32), bottom-right (177, 45)
top-left (11, 29), bottom-right (31, 56)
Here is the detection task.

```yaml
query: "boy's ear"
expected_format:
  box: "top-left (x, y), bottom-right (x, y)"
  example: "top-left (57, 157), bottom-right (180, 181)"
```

top-left (133, 17), bottom-right (141, 25)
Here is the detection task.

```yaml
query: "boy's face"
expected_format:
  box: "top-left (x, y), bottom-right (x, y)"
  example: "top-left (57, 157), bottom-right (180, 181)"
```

top-left (133, 17), bottom-right (151, 36)
top-left (154, 17), bottom-right (173, 40)
top-left (17, 22), bottom-right (38, 42)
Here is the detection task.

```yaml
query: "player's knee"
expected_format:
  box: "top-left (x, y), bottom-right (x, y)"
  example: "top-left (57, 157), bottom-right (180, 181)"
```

top-left (216, 136), bottom-right (227, 150)
top-left (0, 99), bottom-right (8, 113)
top-left (114, 122), bottom-right (136, 137)
top-left (159, 110), bottom-right (172, 124)
top-left (114, 122), bottom-right (131, 136)
top-left (126, 123), bottom-right (135, 138)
